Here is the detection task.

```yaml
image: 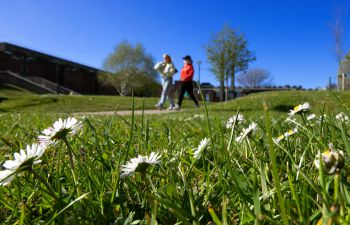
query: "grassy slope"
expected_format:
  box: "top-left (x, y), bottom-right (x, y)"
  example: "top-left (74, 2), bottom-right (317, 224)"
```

top-left (207, 90), bottom-right (350, 115)
top-left (1, 84), bottom-right (350, 114)
top-left (0, 84), bottom-right (156, 113)
top-left (0, 84), bottom-right (199, 113)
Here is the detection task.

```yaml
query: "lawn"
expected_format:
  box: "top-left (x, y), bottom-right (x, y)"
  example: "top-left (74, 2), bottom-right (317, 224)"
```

top-left (1, 88), bottom-right (350, 224)
top-left (2, 83), bottom-right (350, 115)
top-left (0, 84), bottom-right (206, 113)
top-left (208, 89), bottom-right (350, 115)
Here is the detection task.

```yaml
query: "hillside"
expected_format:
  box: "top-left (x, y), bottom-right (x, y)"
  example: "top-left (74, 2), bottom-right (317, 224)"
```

top-left (1, 85), bottom-right (349, 114)
top-left (208, 90), bottom-right (350, 115)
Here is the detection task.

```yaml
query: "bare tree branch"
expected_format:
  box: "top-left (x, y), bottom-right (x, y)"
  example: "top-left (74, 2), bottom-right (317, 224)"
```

top-left (236, 68), bottom-right (273, 88)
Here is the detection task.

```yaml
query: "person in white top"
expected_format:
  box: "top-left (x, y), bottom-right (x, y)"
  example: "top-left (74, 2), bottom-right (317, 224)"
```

top-left (154, 54), bottom-right (177, 110)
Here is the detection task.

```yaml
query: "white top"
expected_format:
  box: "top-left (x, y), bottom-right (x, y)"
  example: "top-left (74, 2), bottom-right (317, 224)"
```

top-left (154, 61), bottom-right (176, 78)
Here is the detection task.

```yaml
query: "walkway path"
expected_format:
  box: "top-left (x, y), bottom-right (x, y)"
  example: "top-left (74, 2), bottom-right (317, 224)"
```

top-left (74, 109), bottom-right (181, 116)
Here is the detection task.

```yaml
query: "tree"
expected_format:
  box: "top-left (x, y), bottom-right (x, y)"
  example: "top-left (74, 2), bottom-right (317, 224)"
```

top-left (99, 41), bottom-right (158, 96)
top-left (205, 24), bottom-right (255, 100)
top-left (330, 6), bottom-right (346, 90)
top-left (342, 51), bottom-right (350, 74)
top-left (236, 68), bottom-right (273, 88)
top-left (340, 51), bottom-right (350, 90)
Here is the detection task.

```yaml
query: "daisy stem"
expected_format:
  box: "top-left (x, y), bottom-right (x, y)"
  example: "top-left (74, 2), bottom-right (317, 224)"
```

top-left (150, 199), bottom-right (159, 225)
top-left (63, 137), bottom-right (81, 196)
top-left (197, 81), bottom-right (214, 151)
top-left (29, 167), bottom-right (58, 201)
top-left (287, 163), bottom-right (304, 223)
top-left (227, 126), bottom-right (235, 152)
top-left (146, 174), bottom-right (157, 194)
top-left (178, 164), bottom-right (199, 225)
top-left (334, 170), bottom-right (340, 207)
top-left (144, 173), bottom-right (159, 224)
top-left (264, 102), bottom-right (289, 225)
top-left (227, 110), bottom-right (240, 152)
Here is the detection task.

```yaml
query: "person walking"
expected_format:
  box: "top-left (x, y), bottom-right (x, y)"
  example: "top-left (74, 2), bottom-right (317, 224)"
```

top-left (174, 55), bottom-right (199, 110)
top-left (154, 54), bottom-right (177, 110)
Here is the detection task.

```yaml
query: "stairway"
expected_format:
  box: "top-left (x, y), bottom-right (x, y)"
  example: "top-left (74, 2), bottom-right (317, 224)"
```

top-left (0, 71), bottom-right (79, 94)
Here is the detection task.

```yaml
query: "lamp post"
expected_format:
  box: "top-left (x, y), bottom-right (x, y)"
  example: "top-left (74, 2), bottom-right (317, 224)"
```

top-left (197, 60), bottom-right (202, 84)
top-left (197, 60), bottom-right (202, 94)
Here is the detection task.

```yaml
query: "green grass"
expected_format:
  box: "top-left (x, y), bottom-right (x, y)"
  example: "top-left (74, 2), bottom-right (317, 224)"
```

top-left (0, 84), bottom-right (158, 113)
top-left (208, 90), bottom-right (350, 115)
top-left (1, 88), bottom-right (350, 224)
top-left (2, 84), bottom-right (350, 115)
top-left (0, 84), bottom-right (206, 113)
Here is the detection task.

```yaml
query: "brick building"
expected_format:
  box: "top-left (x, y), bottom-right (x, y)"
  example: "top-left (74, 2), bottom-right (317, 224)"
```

top-left (0, 42), bottom-right (100, 94)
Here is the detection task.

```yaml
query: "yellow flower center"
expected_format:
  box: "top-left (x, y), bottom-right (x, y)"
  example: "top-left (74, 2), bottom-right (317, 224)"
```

top-left (294, 105), bottom-right (301, 111)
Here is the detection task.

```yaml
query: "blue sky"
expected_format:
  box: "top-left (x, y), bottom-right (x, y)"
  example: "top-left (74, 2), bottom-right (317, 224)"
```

top-left (1, 0), bottom-right (350, 88)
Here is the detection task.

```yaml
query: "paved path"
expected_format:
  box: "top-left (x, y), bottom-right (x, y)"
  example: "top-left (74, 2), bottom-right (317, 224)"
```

top-left (74, 109), bottom-right (181, 116)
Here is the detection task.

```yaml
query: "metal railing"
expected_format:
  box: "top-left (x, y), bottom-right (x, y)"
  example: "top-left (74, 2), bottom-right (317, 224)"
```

top-left (26, 76), bottom-right (79, 95)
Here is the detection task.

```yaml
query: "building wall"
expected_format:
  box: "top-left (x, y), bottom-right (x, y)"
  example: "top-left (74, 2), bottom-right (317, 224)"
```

top-left (0, 44), bottom-right (99, 94)
top-left (28, 57), bottom-right (57, 81)
top-left (0, 52), bottom-right (20, 74)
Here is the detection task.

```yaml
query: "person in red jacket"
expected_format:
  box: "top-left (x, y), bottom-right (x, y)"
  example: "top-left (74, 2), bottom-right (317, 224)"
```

top-left (174, 55), bottom-right (199, 110)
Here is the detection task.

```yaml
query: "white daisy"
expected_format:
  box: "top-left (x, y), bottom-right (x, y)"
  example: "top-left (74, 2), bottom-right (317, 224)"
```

top-left (0, 170), bottom-right (15, 186)
top-left (274, 134), bottom-right (285, 143)
top-left (235, 122), bottom-right (257, 143)
top-left (193, 114), bottom-right (204, 119)
top-left (193, 138), bottom-right (210, 159)
top-left (184, 114), bottom-right (204, 121)
top-left (38, 117), bottom-right (82, 145)
top-left (284, 128), bottom-right (297, 138)
top-left (0, 143), bottom-right (46, 186)
top-left (226, 114), bottom-right (244, 129)
top-left (120, 152), bottom-right (161, 177)
top-left (335, 112), bottom-right (349, 122)
top-left (314, 143), bottom-right (344, 175)
top-left (273, 128), bottom-right (297, 143)
top-left (307, 114), bottom-right (316, 121)
top-left (288, 102), bottom-right (310, 116)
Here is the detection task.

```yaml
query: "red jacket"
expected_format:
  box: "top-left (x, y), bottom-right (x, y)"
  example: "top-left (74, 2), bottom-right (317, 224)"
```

top-left (180, 63), bottom-right (194, 82)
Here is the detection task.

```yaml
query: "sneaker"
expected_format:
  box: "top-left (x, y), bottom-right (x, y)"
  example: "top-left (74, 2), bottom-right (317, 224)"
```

top-left (167, 106), bottom-right (174, 110)
top-left (174, 105), bottom-right (181, 111)
top-left (155, 104), bottom-right (163, 110)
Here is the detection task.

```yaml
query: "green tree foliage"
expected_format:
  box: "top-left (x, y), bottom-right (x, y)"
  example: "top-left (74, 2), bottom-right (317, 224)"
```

top-left (98, 41), bottom-right (160, 96)
top-left (205, 24), bottom-right (255, 100)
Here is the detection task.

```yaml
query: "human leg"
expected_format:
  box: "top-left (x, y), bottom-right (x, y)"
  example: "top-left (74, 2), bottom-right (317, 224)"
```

top-left (166, 78), bottom-right (175, 108)
top-left (158, 78), bottom-right (172, 108)
top-left (186, 82), bottom-right (199, 106)
top-left (156, 78), bottom-right (166, 107)
top-left (177, 82), bottom-right (186, 107)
